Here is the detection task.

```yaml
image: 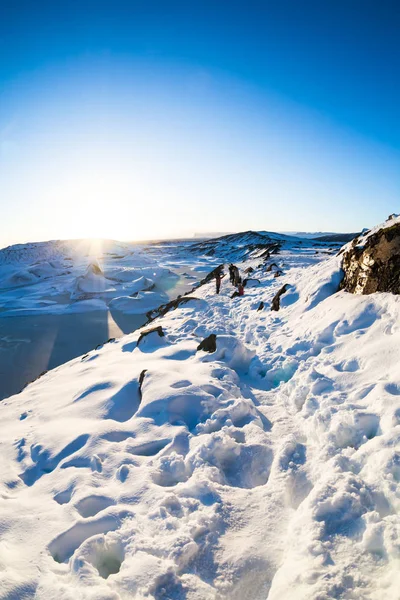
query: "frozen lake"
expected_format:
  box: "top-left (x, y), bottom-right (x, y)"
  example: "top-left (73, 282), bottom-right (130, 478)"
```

top-left (0, 268), bottom-right (202, 400)
top-left (0, 310), bottom-right (147, 400)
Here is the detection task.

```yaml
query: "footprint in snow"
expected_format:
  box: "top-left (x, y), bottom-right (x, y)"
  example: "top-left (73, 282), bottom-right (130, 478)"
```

top-left (334, 358), bottom-right (360, 373)
top-left (91, 455), bottom-right (103, 472)
top-left (116, 464), bottom-right (130, 482)
top-left (170, 380), bottom-right (192, 389)
top-left (74, 494), bottom-right (114, 518)
top-left (385, 383), bottom-right (400, 396)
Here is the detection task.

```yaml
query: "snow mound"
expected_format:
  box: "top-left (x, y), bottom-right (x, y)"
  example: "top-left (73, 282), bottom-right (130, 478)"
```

top-left (200, 334), bottom-right (256, 373)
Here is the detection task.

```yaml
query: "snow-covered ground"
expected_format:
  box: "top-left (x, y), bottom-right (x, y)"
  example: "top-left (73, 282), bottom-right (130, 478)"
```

top-left (1, 230), bottom-right (399, 599)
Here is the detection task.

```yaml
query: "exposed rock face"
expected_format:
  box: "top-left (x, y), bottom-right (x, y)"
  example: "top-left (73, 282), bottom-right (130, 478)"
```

top-left (266, 263), bottom-right (278, 272)
top-left (243, 278), bottom-right (261, 288)
top-left (197, 334), bottom-right (217, 353)
top-left (340, 223), bottom-right (400, 294)
top-left (271, 284), bottom-right (289, 311)
top-left (137, 326), bottom-right (165, 347)
top-left (146, 296), bottom-right (200, 322)
top-left (138, 369), bottom-right (147, 401)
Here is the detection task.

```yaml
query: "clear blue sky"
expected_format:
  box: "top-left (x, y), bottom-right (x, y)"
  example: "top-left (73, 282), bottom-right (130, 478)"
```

top-left (0, 0), bottom-right (399, 244)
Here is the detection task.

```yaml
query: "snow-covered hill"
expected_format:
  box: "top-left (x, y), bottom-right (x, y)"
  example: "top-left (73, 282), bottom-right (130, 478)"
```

top-left (1, 224), bottom-right (400, 599)
top-left (187, 230), bottom-right (342, 263)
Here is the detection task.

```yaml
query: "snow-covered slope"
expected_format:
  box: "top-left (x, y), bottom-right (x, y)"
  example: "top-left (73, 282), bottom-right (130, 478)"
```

top-left (0, 239), bottom-right (192, 317)
top-left (1, 233), bottom-right (400, 599)
top-left (187, 230), bottom-right (299, 262)
top-left (187, 229), bottom-right (342, 264)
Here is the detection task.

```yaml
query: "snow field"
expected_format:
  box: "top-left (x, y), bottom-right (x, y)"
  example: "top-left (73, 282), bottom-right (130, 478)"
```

top-left (1, 237), bottom-right (400, 598)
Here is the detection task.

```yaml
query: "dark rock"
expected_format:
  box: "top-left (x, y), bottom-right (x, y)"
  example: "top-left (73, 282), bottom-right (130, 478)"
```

top-left (138, 369), bottom-right (147, 401)
top-left (257, 301), bottom-right (264, 311)
top-left (95, 338), bottom-right (116, 350)
top-left (266, 263), bottom-right (278, 272)
top-left (146, 296), bottom-right (200, 323)
top-left (21, 370), bottom-right (48, 392)
top-left (197, 334), bottom-right (217, 353)
top-left (271, 284), bottom-right (289, 311)
top-left (137, 326), bottom-right (164, 347)
top-left (274, 270), bottom-right (283, 278)
top-left (243, 278), bottom-right (261, 288)
top-left (270, 244), bottom-right (281, 255)
top-left (340, 222), bottom-right (400, 294)
top-left (244, 266), bottom-right (254, 273)
top-left (198, 265), bottom-right (224, 287)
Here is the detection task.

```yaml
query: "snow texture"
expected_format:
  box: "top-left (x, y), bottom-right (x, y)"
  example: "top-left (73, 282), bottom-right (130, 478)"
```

top-left (0, 227), bottom-right (399, 599)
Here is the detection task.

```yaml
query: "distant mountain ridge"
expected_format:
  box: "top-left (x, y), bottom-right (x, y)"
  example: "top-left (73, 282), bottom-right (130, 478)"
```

top-left (188, 230), bottom-right (302, 262)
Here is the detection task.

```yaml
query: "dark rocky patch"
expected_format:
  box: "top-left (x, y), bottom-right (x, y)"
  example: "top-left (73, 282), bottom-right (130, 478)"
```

top-left (146, 296), bottom-right (201, 323)
top-left (95, 338), bottom-right (116, 350)
top-left (314, 232), bottom-right (360, 243)
top-left (270, 244), bottom-right (281, 255)
top-left (257, 301), bottom-right (264, 311)
top-left (21, 370), bottom-right (48, 391)
top-left (266, 263), bottom-right (278, 272)
top-left (137, 326), bottom-right (164, 347)
top-left (243, 278), bottom-right (261, 288)
top-left (138, 369), bottom-right (147, 401)
top-left (271, 284), bottom-right (289, 311)
top-left (340, 222), bottom-right (400, 294)
top-left (197, 334), bottom-right (217, 353)
top-left (274, 270), bottom-right (283, 278)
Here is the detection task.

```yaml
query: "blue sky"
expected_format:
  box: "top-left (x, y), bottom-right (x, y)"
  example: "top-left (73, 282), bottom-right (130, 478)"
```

top-left (0, 0), bottom-right (399, 244)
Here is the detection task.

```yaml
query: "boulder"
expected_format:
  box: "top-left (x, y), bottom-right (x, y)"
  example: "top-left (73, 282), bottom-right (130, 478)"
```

top-left (340, 222), bottom-right (400, 294)
top-left (271, 284), bottom-right (289, 311)
top-left (266, 263), bottom-right (278, 272)
top-left (243, 278), bottom-right (261, 288)
top-left (197, 334), bottom-right (217, 353)
top-left (137, 326), bottom-right (165, 347)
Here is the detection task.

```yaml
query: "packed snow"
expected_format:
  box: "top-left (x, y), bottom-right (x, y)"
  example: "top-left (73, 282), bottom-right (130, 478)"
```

top-left (1, 228), bottom-right (400, 599)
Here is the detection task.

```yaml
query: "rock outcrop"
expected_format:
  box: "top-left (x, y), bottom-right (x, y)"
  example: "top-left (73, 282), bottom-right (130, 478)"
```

top-left (271, 284), bottom-right (289, 311)
top-left (197, 334), bottom-right (217, 353)
top-left (138, 369), bottom-right (147, 401)
top-left (137, 326), bottom-right (165, 347)
top-left (146, 296), bottom-right (201, 322)
top-left (243, 278), bottom-right (261, 288)
top-left (340, 221), bottom-right (400, 295)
